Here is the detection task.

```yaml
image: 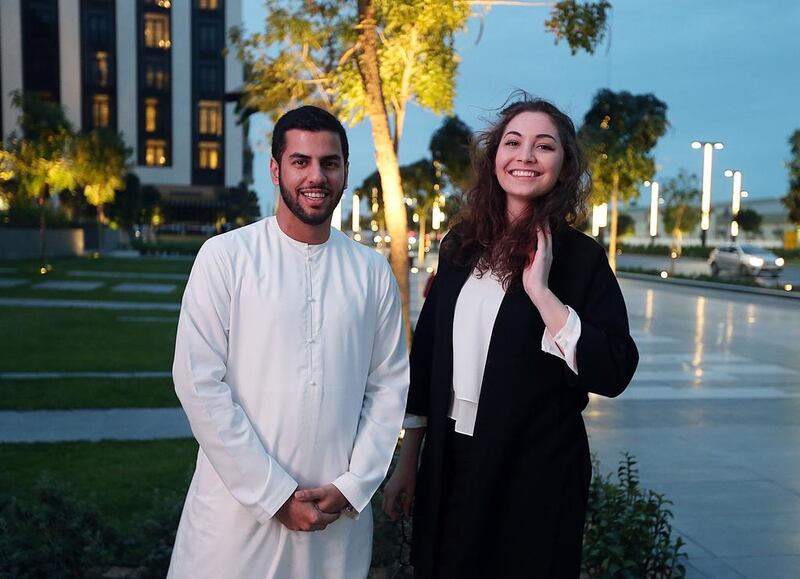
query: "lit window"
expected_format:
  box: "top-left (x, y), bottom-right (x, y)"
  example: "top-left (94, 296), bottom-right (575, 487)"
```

top-left (145, 98), bottom-right (159, 132)
top-left (145, 140), bottom-right (167, 166)
top-left (198, 0), bottom-right (219, 9)
top-left (144, 13), bottom-right (171, 49)
top-left (198, 100), bottom-right (222, 136)
top-left (92, 94), bottom-right (110, 128)
top-left (198, 141), bottom-right (220, 170)
top-left (145, 61), bottom-right (169, 90)
top-left (94, 51), bottom-right (109, 87)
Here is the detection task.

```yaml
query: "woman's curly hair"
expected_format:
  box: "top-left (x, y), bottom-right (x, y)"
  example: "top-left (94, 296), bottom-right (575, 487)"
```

top-left (447, 93), bottom-right (591, 290)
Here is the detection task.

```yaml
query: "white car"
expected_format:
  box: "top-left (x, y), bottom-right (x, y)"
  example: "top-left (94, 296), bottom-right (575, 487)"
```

top-left (708, 243), bottom-right (784, 277)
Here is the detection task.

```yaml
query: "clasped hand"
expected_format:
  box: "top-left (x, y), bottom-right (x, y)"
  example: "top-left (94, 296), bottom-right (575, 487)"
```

top-left (275, 483), bottom-right (349, 532)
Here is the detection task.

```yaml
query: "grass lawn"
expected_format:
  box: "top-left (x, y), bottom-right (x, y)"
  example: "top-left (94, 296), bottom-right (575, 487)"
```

top-left (0, 307), bottom-right (178, 372)
top-left (0, 377), bottom-right (179, 410)
top-left (0, 438), bottom-right (197, 530)
top-left (3, 255), bottom-right (194, 275)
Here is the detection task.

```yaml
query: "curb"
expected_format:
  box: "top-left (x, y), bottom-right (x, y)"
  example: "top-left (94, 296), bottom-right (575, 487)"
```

top-left (617, 271), bottom-right (800, 300)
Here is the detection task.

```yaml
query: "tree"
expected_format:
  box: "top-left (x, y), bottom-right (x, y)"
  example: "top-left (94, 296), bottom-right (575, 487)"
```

top-left (0, 92), bottom-right (76, 270)
top-left (735, 208), bottom-right (762, 237)
top-left (72, 128), bottom-right (131, 252)
top-left (661, 170), bottom-right (701, 266)
top-left (579, 89), bottom-right (669, 271)
top-left (616, 212), bottom-right (635, 238)
top-left (106, 174), bottom-right (161, 238)
top-left (233, 0), bottom-right (612, 344)
top-left (219, 182), bottom-right (262, 228)
top-left (783, 129), bottom-right (800, 224)
top-left (429, 115), bottom-right (473, 195)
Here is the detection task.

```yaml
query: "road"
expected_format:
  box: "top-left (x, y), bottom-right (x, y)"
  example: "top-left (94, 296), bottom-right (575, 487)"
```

top-left (587, 278), bottom-right (800, 578)
top-left (617, 253), bottom-right (800, 287)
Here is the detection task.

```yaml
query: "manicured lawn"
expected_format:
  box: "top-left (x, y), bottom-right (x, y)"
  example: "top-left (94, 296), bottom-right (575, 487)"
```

top-left (0, 377), bottom-right (179, 410)
top-left (4, 255), bottom-right (194, 276)
top-left (0, 439), bottom-right (197, 530)
top-left (0, 307), bottom-right (178, 372)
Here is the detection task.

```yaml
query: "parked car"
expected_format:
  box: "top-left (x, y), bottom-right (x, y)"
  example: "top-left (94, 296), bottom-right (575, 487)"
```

top-left (708, 243), bottom-right (785, 277)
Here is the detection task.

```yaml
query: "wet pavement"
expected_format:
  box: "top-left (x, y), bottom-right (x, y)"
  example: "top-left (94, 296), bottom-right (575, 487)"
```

top-left (587, 278), bottom-right (800, 579)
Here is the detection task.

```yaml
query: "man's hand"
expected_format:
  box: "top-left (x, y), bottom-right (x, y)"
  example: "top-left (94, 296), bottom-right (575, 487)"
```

top-left (274, 494), bottom-right (340, 531)
top-left (294, 483), bottom-right (350, 514)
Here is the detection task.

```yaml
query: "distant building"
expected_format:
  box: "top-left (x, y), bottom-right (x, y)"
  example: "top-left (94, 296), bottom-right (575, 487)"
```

top-left (0, 0), bottom-right (250, 226)
top-left (622, 196), bottom-right (795, 248)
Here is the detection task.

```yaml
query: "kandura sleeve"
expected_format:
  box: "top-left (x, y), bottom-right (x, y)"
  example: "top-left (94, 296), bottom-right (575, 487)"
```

top-left (570, 252), bottom-right (639, 398)
top-left (332, 265), bottom-right (409, 513)
top-left (172, 240), bottom-right (298, 524)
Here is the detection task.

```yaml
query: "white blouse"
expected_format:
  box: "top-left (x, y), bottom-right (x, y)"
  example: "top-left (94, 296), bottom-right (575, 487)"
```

top-left (404, 268), bottom-right (581, 436)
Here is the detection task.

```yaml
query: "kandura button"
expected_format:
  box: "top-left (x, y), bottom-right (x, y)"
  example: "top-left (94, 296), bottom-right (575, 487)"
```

top-left (309, 381), bottom-right (317, 386)
top-left (306, 338), bottom-right (314, 343)
top-left (306, 296), bottom-right (314, 302)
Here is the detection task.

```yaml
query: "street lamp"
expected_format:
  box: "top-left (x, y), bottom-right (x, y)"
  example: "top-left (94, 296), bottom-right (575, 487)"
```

top-left (644, 180), bottom-right (660, 242)
top-left (351, 193), bottom-right (360, 233)
top-left (723, 169), bottom-right (742, 241)
top-left (691, 140), bottom-right (724, 247)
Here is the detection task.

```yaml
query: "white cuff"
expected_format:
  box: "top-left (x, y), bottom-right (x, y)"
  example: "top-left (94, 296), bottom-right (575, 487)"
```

top-left (541, 305), bottom-right (581, 375)
top-left (402, 413), bottom-right (428, 429)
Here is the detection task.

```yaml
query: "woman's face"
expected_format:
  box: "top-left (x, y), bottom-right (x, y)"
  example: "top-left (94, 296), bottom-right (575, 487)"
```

top-left (494, 111), bottom-right (565, 220)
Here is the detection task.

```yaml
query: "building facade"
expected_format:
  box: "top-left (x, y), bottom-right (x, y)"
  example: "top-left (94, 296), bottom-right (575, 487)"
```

top-left (0, 0), bottom-right (247, 225)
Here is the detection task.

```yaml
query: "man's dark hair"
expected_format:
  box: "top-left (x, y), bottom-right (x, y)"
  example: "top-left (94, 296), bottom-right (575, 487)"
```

top-left (271, 106), bottom-right (349, 165)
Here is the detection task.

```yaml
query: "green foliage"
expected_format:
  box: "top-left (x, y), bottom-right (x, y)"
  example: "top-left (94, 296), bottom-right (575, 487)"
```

top-left (231, 0), bottom-right (469, 133)
top-left (617, 212), bottom-right (636, 237)
top-left (0, 477), bottom-right (120, 579)
top-left (220, 182), bottom-right (262, 226)
top-left (429, 115), bottom-right (473, 194)
top-left (126, 491), bottom-right (187, 579)
top-left (583, 454), bottom-right (686, 578)
top-left (661, 170), bottom-right (701, 235)
top-left (735, 208), bottom-right (762, 235)
top-left (782, 129), bottom-right (800, 224)
top-left (545, 1), bottom-right (612, 55)
top-left (106, 173), bottom-right (161, 231)
top-left (579, 89), bottom-right (669, 205)
top-left (72, 128), bottom-right (131, 208)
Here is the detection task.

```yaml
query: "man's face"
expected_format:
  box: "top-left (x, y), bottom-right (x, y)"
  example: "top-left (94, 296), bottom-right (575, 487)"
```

top-left (270, 129), bottom-right (348, 227)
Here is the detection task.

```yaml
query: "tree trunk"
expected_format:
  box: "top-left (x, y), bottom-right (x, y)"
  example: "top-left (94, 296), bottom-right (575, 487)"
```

top-left (39, 185), bottom-right (49, 271)
top-left (608, 172), bottom-right (619, 272)
top-left (356, 0), bottom-right (412, 348)
top-left (418, 213), bottom-right (427, 267)
top-left (97, 203), bottom-right (106, 254)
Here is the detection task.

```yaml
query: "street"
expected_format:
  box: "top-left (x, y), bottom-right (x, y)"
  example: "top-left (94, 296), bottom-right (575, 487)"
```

top-left (588, 278), bottom-right (800, 579)
top-left (617, 253), bottom-right (800, 287)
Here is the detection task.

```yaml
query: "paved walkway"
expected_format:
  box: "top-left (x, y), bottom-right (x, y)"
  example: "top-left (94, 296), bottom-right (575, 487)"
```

top-left (0, 408), bottom-right (190, 442)
top-left (0, 298), bottom-right (179, 310)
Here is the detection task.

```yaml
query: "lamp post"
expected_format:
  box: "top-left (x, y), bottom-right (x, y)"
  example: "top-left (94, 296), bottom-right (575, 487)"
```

top-left (644, 180), bottom-right (660, 244)
top-left (691, 140), bottom-right (724, 247)
top-left (723, 169), bottom-right (742, 241)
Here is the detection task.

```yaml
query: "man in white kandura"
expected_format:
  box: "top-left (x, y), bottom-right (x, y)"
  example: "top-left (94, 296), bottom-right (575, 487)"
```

top-left (168, 106), bottom-right (409, 579)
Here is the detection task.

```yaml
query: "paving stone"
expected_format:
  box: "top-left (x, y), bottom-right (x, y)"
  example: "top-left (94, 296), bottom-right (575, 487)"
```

top-left (33, 280), bottom-right (104, 291)
top-left (112, 282), bottom-right (176, 294)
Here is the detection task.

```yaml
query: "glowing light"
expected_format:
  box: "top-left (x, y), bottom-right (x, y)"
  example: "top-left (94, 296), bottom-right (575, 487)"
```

top-left (331, 198), bottom-right (342, 230)
top-left (351, 193), bottom-right (360, 232)
top-left (784, 284), bottom-right (793, 292)
top-left (649, 181), bottom-right (659, 237)
top-left (411, 267), bottom-right (419, 273)
top-left (660, 271), bottom-right (668, 279)
top-left (354, 233), bottom-right (362, 242)
top-left (426, 266), bottom-right (435, 273)
top-left (591, 204), bottom-right (608, 236)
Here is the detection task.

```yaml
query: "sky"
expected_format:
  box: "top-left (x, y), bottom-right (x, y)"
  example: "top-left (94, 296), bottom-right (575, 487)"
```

top-left (242, 0), bottom-right (800, 215)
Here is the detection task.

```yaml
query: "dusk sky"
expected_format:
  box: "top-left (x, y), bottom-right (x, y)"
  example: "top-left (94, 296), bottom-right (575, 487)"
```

top-left (243, 0), bottom-right (800, 215)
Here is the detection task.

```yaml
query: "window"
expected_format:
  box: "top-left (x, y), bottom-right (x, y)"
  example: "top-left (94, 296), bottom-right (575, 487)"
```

top-left (198, 141), bottom-right (220, 170)
top-left (197, 0), bottom-right (219, 9)
top-left (145, 98), bottom-right (159, 132)
top-left (92, 94), bottom-right (110, 128)
top-left (144, 60), bottom-right (169, 90)
top-left (92, 52), bottom-right (109, 87)
top-left (144, 13), bottom-right (171, 48)
top-left (198, 100), bottom-right (222, 136)
top-left (197, 64), bottom-right (221, 93)
top-left (196, 22), bottom-right (220, 54)
top-left (145, 140), bottom-right (167, 166)
top-left (87, 13), bottom-right (111, 47)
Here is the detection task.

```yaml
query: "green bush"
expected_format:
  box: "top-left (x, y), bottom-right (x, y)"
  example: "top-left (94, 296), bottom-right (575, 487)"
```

top-left (0, 477), bottom-right (120, 579)
top-left (131, 239), bottom-right (205, 256)
top-left (582, 453), bottom-right (686, 578)
top-left (125, 491), bottom-right (186, 579)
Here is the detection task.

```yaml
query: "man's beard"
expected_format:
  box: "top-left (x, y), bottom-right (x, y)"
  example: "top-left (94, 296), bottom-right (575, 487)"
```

top-left (278, 176), bottom-right (344, 226)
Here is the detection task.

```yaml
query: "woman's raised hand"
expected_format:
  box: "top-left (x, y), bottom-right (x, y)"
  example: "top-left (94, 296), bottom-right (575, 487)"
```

top-left (522, 224), bottom-right (553, 303)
